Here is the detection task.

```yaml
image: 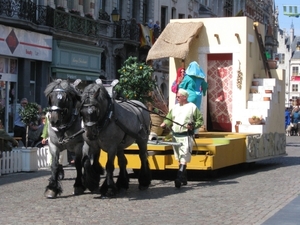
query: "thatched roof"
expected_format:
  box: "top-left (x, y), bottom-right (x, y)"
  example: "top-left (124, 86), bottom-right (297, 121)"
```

top-left (146, 22), bottom-right (203, 62)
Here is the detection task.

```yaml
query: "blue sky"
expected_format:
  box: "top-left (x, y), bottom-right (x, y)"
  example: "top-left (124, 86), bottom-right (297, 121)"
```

top-left (276, 0), bottom-right (300, 36)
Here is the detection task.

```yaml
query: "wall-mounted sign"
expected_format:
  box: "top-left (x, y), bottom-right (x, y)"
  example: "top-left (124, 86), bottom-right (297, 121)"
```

top-left (0, 24), bottom-right (52, 61)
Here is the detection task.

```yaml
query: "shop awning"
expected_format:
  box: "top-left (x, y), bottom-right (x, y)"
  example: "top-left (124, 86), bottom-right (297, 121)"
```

top-left (146, 22), bottom-right (203, 62)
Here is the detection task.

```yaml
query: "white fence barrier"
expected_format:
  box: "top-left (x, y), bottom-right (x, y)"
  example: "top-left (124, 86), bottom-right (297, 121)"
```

top-left (0, 147), bottom-right (68, 176)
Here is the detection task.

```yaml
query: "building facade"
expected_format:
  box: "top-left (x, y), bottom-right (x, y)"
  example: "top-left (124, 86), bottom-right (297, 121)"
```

top-left (0, 0), bottom-right (278, 134)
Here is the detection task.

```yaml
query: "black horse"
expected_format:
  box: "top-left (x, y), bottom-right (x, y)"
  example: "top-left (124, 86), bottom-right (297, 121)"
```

top-left (44, 79), bottom-right (102, 198)
top-left (80, 79), bottom-right (151, 197)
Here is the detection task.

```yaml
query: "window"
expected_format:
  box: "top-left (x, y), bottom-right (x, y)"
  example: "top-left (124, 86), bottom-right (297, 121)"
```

top-left (67, 0), bottom-right (74, 9)
top-left (142, 0), bottom-right (148, 24)
top-left (279, 54), bottom-right (285, 64)
top-left (292, 84), bottom-right (298, 92)
top-left (178, 14), bottom-right (185, 18)
top-left (160, 6), bottom-right (167, 31)
top-left (132, 0), bottom-right (140, 21)
top-left (292, 66), bottom-right (299, 76)
top-left (172, 7), bottom-right (176, 19)
top-left (224, 0), bottom-right (233, 17)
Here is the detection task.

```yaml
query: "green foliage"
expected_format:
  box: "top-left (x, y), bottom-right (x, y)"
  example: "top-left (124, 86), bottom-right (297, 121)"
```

top-left (115, 56), bottom-right (156, 104)
top-left (19, 102), bottom-right (40, 125)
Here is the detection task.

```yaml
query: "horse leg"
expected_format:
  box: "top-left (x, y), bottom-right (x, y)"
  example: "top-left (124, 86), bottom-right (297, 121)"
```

top-left (72, 148), bottom-right (86, 195)
top-left (82, 149), bottom-right (103, 192)
top-left (136, 139), bottom-right (151, 190)
top-left (44, 150), bottom-right (63, 198)
top-left (116, 149), bottom-right (129, 190)
top-left (100, 151), bottom-right (118, 197)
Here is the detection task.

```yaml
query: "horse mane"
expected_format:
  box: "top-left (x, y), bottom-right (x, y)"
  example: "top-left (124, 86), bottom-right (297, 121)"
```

top-left (82, 83), bottom-right (109, 104)
top-left (44, 79), bottom-right (80, 100)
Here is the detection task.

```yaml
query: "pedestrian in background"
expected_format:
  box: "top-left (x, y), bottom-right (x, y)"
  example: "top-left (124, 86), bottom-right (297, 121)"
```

top-left (13, 98), bottom-right (28, 146)
top-left (0, 121), bottom-right (18, 154)
top-left (285, 107), bottom-right (291, 129)
top-left (291, 106), bottom-right (300, 136)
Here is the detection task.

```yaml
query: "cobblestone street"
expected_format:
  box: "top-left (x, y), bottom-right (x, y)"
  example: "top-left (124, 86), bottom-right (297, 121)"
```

top-left (0, 136), bottom-right (300, 225)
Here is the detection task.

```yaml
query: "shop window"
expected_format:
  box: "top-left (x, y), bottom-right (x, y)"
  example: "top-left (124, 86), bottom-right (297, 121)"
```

top-left (9, 59), bottom-right (17, 74)
top-left (30, 61), bottom-right (36, 81)
top-left (0, 57), bottom-right (7, 73)
top-left (30, 61), bottom-right (36, 102)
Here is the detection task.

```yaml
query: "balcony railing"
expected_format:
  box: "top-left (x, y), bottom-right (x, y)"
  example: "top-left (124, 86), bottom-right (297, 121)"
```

top-left (0, 0), bottom-right (139, 41)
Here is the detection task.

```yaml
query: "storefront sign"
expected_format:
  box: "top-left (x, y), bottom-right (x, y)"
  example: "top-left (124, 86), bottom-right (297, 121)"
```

top-left (0, 24), bottom-right (52, 61)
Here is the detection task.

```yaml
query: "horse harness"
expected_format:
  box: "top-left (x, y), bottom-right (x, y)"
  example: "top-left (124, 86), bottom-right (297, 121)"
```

top-left (82, 87), bottom-right (148, 140)
top-left (49, 88), bottom-right (84, 144)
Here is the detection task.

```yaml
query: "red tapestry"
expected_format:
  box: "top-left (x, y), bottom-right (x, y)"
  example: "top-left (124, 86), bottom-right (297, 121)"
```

top-left (207, 54), bottom-right (233, 132)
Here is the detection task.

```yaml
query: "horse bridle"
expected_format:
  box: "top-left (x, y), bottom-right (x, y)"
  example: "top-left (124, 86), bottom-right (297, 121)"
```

top-left (81, 90), bottom-right (113, 135)
top-left (49, 88), bottom-right (80, 131)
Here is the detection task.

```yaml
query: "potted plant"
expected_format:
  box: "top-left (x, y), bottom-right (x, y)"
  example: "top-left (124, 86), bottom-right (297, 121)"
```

top-left (115, 56), bottom-right (156, 104)
top-left (69, 9), bottom-right (80, 15)
top-left (115, 57), bottom-right (167, 135)
top-left (18, 102), bottom-right (40, 171)
top-left (56, 5), bottom-right (65, 11)
top-left (85, 13), bottom-right (94, 19)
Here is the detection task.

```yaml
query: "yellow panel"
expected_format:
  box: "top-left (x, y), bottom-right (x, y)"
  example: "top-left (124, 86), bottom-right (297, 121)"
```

top-left (99, 152), bottom-right (167, 170)
top-left (99, 134), bottom-right (247, 171)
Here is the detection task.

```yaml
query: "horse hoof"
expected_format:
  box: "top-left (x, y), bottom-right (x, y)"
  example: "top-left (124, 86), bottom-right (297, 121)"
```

top-left (58, 171), bottom-right (64, 180)
top-left (73, 186), bottom-right (85, 195)
top-left (44, 190), bottom-right (57, 199)
top-left (105, 191), bottom-right (117, 198)
top-left (138, 185), bottom-right (149, 191)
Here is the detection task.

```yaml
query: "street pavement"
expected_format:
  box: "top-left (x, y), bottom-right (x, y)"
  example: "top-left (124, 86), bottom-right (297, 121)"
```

top-left (0, 136), bottom-right (300, 225)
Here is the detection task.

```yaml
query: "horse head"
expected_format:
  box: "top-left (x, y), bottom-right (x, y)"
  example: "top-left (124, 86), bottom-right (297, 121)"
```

top-left (80, 81), bottom-right (110, 140)
top-left (44, 79), bottom-right (81, 130)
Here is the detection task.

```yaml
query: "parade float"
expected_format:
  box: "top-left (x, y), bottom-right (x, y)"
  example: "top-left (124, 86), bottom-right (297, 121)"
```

top-left (100, 16), bottom-right (286, 172)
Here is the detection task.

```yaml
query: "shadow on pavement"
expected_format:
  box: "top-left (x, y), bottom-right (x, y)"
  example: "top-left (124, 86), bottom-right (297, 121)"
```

top-left (0, 170), bottom-right (51, 186)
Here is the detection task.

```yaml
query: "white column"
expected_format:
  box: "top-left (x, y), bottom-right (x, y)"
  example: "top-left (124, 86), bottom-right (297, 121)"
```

top-left (73, 0), bottom-right (79, 10)
top-left (47, 0), bottom-right (55, 8)
top-left (78, 0), bottom-right (84, 15)
top-left (90, 0), bottom-right (95, 15)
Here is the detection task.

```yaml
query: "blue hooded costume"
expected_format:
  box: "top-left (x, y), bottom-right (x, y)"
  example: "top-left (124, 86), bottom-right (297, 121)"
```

top-left (178, 61), bottom-right (208, 109)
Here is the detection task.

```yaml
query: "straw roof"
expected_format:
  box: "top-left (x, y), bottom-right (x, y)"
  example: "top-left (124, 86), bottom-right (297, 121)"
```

top-left (146, 22), bottom-right (203, 62)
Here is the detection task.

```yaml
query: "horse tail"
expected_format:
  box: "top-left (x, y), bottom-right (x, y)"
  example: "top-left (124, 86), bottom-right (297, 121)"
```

top-left (81, 155), bottom-right (103, 192)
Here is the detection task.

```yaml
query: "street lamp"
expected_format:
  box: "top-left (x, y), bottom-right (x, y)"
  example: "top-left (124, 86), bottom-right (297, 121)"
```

top-left (111, 8), bottom-right (120, 23)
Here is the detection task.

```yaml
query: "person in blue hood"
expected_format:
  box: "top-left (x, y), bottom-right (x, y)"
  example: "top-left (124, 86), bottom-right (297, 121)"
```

top-left (178, 61), bottom-right (208, 110)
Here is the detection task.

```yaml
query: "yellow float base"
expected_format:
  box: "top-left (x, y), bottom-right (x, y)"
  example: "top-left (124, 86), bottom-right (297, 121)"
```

top-left (99, 132), bottom-right (251, 171)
